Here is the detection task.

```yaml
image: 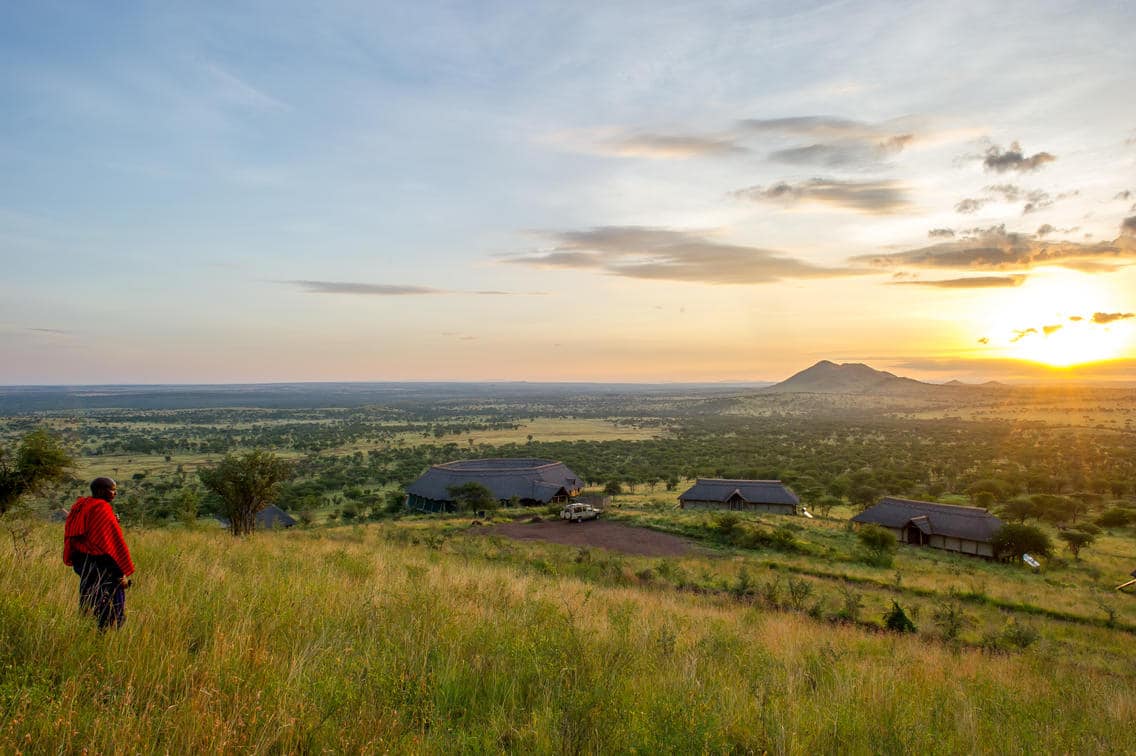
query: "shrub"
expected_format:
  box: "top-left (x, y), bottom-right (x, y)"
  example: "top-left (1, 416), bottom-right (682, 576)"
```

top-left (991, 523), bottom-right (1052, 561)
top-left (883, 601), bottom-right (917, 633)
top-left (856, 524), bottom-right (897, 567)
top-left (1095, 507), bottom-right (1132, 528)
top-left (931, 598), bottom-right (972, 641)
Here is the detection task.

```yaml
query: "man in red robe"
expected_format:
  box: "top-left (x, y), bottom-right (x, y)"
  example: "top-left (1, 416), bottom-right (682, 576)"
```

top-left (63, 477), bottom-right (134, 630)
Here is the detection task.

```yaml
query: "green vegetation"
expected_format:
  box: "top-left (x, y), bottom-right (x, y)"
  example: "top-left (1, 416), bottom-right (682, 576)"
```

top-left (2, 384), bottom-right (1135, 750)
top-left (198, 451), bottom-right (293, 535)
top-left (0, 429), bottom-right (72, 514)
top-left (4, 522), bottom-right (1135, 753)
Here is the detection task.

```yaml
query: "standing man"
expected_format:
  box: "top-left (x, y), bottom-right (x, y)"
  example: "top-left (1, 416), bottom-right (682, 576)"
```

top-left (63, 477), bottom-right (134, 630)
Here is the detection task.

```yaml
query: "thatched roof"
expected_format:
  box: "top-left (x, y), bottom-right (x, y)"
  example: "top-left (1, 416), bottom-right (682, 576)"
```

top-left (852, 497), bottom-right (1002, 543)
top-left (406, 458), bottom-right (585, 504)
top-left (678, 479), bottom-right (799, 506)
top-left (215, 504), bottom-right (297, 529)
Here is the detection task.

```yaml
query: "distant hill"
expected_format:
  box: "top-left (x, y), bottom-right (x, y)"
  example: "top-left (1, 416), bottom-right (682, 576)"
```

top-left (766, 360), bottom-right (935, 395)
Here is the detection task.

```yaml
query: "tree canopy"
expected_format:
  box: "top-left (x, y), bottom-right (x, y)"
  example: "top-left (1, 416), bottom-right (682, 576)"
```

top-left (198, 451), bottom-right (293, 535)
top-left (0, 429), bottom-right (73, 515)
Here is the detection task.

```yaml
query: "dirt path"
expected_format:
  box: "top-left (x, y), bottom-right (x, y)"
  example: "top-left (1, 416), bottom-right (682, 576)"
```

top-left (471, 519), bottom-right (696, 557)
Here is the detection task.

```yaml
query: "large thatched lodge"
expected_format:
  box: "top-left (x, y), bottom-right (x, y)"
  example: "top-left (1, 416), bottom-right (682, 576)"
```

top-left (851, 497), bottom-right (1003, 558)
top-left (678, 478), bottom-right (799, 515)
top-left (405, 458), bottom-right (585, 512)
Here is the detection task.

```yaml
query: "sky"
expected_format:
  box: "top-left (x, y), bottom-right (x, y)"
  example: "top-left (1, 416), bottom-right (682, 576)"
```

top-left (2, 0), bottom-right (1135, 385)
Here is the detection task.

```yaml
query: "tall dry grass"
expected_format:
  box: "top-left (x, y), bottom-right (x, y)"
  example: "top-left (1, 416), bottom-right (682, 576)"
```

top-left (2, 522), bottom-right (1133, 753)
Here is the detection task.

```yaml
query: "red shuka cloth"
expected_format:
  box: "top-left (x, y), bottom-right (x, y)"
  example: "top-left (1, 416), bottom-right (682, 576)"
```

top-left (63, 497), bottom-right (135, 576)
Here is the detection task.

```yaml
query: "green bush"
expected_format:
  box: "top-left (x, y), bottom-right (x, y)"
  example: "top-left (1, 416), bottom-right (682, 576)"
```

top-left (855, 524), bottom-right (897, 567)
top-left (883, 601), bottom-right (917, 633)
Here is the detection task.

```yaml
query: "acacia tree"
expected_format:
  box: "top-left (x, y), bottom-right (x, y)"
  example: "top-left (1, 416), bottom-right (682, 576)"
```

top-left (198, 451), bottom-right (293, 535)
top-left (446, 482), bottom-right (497, 513)
top-left (0, 429), bottom-right (73, 515)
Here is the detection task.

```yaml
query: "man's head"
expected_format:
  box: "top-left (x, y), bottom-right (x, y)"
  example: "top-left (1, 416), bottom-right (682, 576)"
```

top-left (91, 477), bottom-right (117, 501)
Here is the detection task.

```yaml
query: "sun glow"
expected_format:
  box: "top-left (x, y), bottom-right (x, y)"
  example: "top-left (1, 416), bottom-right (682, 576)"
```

top-left (982, 272), bottom-right (1133, 367)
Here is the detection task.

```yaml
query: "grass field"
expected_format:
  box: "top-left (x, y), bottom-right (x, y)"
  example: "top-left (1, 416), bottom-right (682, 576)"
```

top-left (4, 516), bottom-right (1134, 753)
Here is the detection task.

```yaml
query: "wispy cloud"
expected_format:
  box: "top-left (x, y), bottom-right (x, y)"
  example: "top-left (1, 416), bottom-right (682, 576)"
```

top-left (852, 224), bottom-right (1135, 272)
top-left (1091, 312), bottom-right (1135, 324)
top-left (27, 327), bottom-right (71, 335)
top-left (928, 228), bottom-right (956, 239)
top-left (501, 226), bottom-right (861, 285)
top-left (891, 275), bottom-right (1026, 288)
top-left (733, 178), bottom-right (910, 214)
top-left (955, 184), bottom-right (1075, 215)
top-left (981, 141), bottom-right (1056, 173)
top-left (1122, 216), bottom-right (1136, 237)
top-left (603, 133), bottom-right (747, 158)
top-left (286, 281), bottom-right (531, 296)
top-left (740, 116), bottom-right (916, 168)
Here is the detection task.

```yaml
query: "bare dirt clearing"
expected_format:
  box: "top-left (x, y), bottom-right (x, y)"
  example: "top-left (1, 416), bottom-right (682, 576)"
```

top-left (472, 519), bottom-right (699, 557)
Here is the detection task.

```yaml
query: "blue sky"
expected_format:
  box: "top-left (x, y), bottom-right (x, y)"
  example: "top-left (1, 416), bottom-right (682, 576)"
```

top-left (3, 1), bottom-right (1135, 383)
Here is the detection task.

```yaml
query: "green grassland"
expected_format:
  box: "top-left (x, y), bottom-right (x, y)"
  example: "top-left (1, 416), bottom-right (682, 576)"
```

top-left (4, 520), bottom-right (1135, 754)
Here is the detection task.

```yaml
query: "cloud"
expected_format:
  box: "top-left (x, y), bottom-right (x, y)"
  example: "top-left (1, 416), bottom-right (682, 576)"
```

top-left (1115, 190), bottom-right (1132, 201)
top-left (1035, 224), bottom-right (1079, 237)
top-left (982, 141), bottom-right (1056, 173)
top-left (1010, 328), bottom-right (1037, 342)
top-left (1069, 315), bottom-right (1083, 322)
top-left (1042, 324), bottom-right (1063, 335)
top-left (768, 134), bottom-right (913, 167)
top-left (955, 197), bottom-right (990, 214)
top-left (286, 281), bottom-right (525, 296)
top-left (851, 224), bottom-right (1135, 272)
top-left (956, 184), bottom-right (1075, 216)
top-left (891, 275), bottom-right (1026, 288)
top-left (1122, 216), bottom-right (1136, 238)
top-left (1091, 312), bottom-right (1135, 324)
top-left (740, 116), bottom-right (886, 139)
top-left (733, 178), bottom-right (910, 214)
top-left (28, 327), bottom-right (71, 335)
top-left (977, 337), bottom-right (989, 344)
top-left (604, 133), bottom-right (747, 159)
top-left (928, 228), bottom-right (956, 239)
top-left (502, 226), bottom-right (861, 285)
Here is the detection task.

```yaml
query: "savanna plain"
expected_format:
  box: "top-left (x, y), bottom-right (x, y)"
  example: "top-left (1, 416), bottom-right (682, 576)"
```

top-left (2, 382), bottom-right (1136, 753)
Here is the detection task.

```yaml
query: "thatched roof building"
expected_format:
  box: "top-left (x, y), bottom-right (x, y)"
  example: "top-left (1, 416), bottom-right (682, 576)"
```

top-left (852, 497), bottom-right (1002, 558)
top-left (678, 479), bottom-right (799, 515)
top-left (406, 458), bottom-right (585, 512)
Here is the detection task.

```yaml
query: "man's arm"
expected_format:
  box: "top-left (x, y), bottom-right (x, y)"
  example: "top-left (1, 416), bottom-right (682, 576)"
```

top-left (88, 501), bottom-right (135, 577)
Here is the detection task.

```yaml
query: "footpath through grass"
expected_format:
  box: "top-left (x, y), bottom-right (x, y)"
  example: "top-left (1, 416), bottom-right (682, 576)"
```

top-left (3, 522), bottom-right (1135, 753)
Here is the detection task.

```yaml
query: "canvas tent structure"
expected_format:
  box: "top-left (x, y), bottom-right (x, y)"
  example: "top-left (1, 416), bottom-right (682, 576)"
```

top-left (678, 479), bottom-right (799, 515)
top-left (852, 497), bottom-right (1002, 558)
top-left (405, 458), bottom-right (585, 512)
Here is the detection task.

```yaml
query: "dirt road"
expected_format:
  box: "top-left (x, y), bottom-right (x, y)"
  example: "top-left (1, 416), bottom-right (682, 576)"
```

top-left (471, 519), bottom-right (695, 557)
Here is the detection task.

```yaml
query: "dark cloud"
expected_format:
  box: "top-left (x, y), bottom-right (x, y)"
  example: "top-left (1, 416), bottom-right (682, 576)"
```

top-left (982, 141), bottom-right (1056, 173)
top-left (1122, 216), bottom-right (1136, 237)
top-left (851, 224), bottom-right (1135, 272)
top-left (892, 275), bottom-right (1025, 288)
top-left (28, 327), bottom-right (70, 335)
top-left (734, 178), bottom-right (909, 214)
top-left (607, 133), bottom-right (747, 158)
top-left (1115, 190), bottom-right (1132, 201)
top-left (1092, 312), bottom-right (1135, 324)
top-left (287, 281), bottom-right (522, 296)
top-left (1010, 328), bottom-right (1037, 342)
top-left (502, 226), bottom-right (861, 285)
top-left (928, 228), bottom-right (956, 239)
top-left (955, 197), bottom-right (989, 214)
top-left (1042, 324), bottom-right (1063, 335)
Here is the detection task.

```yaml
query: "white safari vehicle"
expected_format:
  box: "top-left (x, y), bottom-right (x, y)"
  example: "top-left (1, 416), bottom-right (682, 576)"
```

top-left (560, 501), bottom-right (601, 523)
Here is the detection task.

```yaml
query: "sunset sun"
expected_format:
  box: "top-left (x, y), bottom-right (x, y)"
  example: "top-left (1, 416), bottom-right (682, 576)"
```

top-left (984, 272), bottom-right (1133, 368)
